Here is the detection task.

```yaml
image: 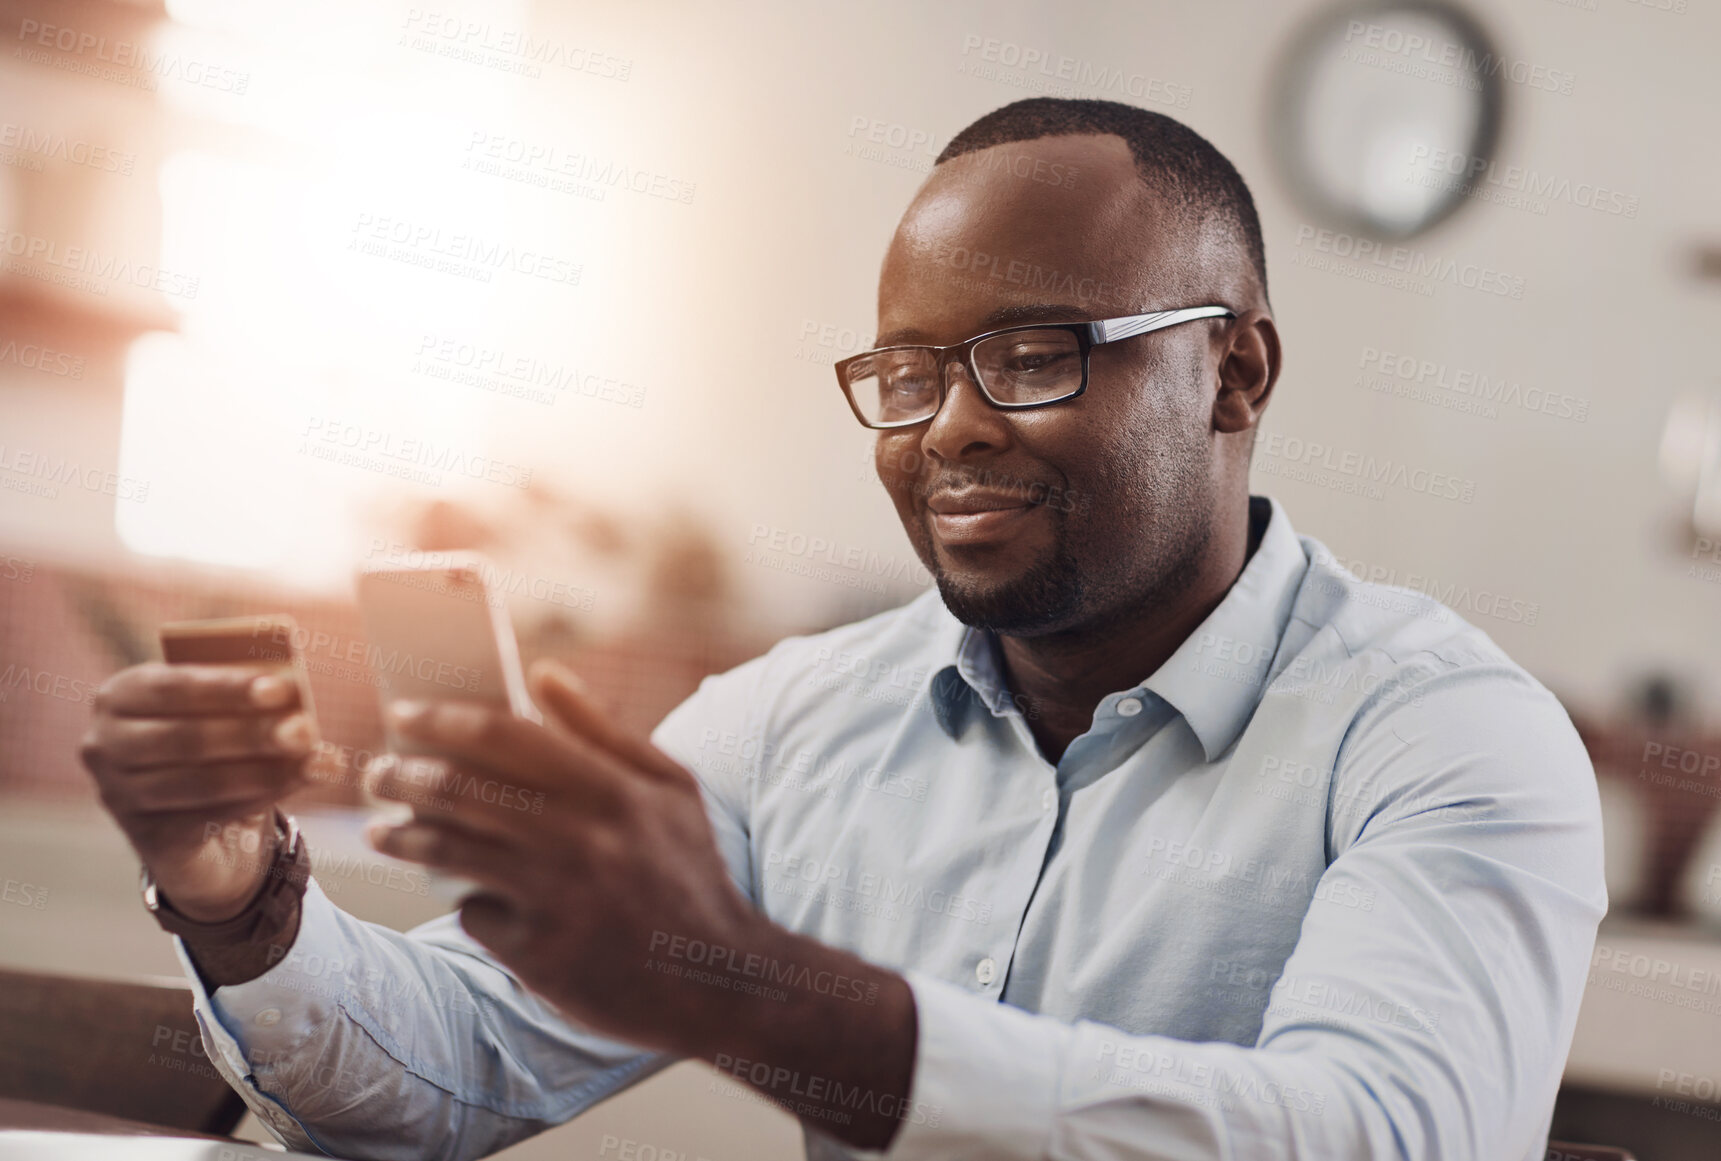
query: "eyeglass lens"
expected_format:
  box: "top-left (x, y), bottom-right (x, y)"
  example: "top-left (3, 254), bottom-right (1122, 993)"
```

top-left (846, 328), bottom-right (1083, 426)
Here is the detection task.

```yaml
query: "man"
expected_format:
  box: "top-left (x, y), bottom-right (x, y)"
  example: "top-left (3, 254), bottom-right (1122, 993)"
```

top-left (81, 98), bottom-right (1605, 1160)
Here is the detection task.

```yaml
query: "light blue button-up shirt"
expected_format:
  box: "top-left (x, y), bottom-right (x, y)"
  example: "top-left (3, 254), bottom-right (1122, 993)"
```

top-left (180, 494), bottom-right (1606, 1161)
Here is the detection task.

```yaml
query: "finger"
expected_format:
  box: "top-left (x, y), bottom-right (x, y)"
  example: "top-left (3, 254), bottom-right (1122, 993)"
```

top-left (528, 660), bottom-right (688, 783)
top-left (94, 711), bottom-right (318, 771)
top-left (386, 699), bottom-right (625, 811)
top-left (361, 753), bottom-right (543, 842)
top-left (98, 663), bottom-right (301, 718)
top-left (365, 819), bottom-right (523, 899)
top-left (456, 892), bottom-right (531, 958)
top-left (100, 758), bottom-right (313, 816)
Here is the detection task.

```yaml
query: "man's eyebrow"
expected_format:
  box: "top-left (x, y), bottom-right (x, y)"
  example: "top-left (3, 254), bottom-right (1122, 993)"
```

top-left (979, 302), bottom-right (1093, 329)
top-left (874, 303), bottom-right (1095, 348)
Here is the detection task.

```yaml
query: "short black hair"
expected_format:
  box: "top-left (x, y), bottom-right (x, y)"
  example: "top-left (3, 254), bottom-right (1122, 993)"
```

top-left (935, 97), bottom-right (1268, 303)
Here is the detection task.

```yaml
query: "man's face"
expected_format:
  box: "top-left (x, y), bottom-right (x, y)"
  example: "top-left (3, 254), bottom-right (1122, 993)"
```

top-left (874, 134), bottom-right (1227, 636)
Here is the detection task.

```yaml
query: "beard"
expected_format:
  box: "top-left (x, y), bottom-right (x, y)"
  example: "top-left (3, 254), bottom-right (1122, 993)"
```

top-left (890, 372), bottom-right (1218, 638)
top-left (914, 510), bottom-right (1087, 635)
top-left (910, 487), bottom-right (1213, 639)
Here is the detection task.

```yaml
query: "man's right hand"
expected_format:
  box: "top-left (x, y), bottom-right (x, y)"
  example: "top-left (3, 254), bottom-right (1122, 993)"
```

top-left (80, 663), bottom-right (320, 922)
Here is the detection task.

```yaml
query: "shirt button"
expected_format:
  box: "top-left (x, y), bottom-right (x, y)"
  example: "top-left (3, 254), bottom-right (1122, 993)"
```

top-left (1041, 788), bottom-right (1057, 812)
top-left (975, 957), bottom-right (997, 985)
top-left (1117, 696), bottom-right (1144, 717)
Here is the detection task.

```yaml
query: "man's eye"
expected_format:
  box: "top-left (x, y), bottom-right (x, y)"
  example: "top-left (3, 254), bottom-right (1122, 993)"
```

top-left (882, 374), bottom-right (934, 396)
top-left (1003, 346), bottom-right (1074, 374)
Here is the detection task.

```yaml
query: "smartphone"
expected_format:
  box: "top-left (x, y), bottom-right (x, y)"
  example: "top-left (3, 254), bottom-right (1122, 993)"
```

top-left (159, 614), bottom-right (317, 720)
top-left (354, 554), bottom-right (537, 903)
top-left (354, 552), bottom-right (539, 757)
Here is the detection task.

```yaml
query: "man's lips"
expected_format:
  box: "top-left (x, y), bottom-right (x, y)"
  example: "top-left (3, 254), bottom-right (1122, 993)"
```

top-left (925, 489), bottom-right (1043, 545)
top-left (926, 489), bottom-right (1035, 515)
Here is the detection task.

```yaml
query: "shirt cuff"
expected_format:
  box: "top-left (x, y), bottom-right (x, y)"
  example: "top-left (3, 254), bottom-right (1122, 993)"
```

top-left (176, 878), bottom-right (345, 1148)
top-left (883, 970), bottom-right (1061, 1161)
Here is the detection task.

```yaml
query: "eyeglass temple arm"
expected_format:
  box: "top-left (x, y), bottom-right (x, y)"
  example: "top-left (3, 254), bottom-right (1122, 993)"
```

top-left (1088, 305), bottom-right (1235, 345)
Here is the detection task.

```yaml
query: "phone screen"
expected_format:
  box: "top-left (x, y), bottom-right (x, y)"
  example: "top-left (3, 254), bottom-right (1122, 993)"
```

top-left (354, 557), bottom-right (537, 756)
top-left (354, 556), bottom-right (537, 902)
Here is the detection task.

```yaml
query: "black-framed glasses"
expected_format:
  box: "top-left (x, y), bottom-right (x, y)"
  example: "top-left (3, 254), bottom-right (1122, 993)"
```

top-left (833, 305), bottom-right (1235, 430)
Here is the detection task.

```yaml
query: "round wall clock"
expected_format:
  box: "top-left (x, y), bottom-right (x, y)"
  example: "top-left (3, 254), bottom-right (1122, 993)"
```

top-left (1269, 0), bottom-right (1505, 239)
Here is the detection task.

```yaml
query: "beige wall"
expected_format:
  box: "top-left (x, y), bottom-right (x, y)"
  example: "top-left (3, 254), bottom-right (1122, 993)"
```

top-left (1, 2), bottom-right (1717, 1157)
top-left (539, 0), bottom-right (1714, 704)
top-left (2, 0), bottom-right (1716, 704)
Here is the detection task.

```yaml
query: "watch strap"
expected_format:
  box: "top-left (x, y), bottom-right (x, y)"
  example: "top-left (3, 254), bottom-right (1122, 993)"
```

top-left (143, 810), bottom-right (310, 950)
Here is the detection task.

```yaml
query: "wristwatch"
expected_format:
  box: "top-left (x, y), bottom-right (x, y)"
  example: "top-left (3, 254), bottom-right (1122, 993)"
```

top-left (141, 810), bottom-right (310, 941)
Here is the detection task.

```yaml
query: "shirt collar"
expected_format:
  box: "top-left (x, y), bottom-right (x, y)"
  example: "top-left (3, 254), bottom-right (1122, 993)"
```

top-left (928, 494), bottom-right (1309, 762)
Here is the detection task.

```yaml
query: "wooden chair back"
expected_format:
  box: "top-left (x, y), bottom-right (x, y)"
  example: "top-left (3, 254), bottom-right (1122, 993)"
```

top-left (0, 967), bottom-right (246, 1136)
top-left (1546, 1141), bottom-right (1637, 1161)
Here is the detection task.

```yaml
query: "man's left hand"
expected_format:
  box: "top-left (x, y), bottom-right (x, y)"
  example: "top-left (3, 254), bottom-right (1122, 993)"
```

top-left (361, 660), bottom-right (919, 1152)
top-left (363, 660), bottom-right (763, 1057)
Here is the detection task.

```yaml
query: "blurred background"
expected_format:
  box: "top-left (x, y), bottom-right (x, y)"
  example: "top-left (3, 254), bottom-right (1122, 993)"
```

top-left (0, 0), bottom-right (1717, 1157)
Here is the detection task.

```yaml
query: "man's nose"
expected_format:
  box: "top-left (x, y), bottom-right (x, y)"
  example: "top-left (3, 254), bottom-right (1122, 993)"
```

top-left (920, 360), bottom-right (1011, 462)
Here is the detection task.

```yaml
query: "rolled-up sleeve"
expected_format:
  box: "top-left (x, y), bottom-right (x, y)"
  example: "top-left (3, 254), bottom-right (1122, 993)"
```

top-left (181, 878), bottom-right (672, 1160)
top-left (883, 664), bottom-right (1608, 1161)
top-left (179, 653), bottom-right (775, 1160)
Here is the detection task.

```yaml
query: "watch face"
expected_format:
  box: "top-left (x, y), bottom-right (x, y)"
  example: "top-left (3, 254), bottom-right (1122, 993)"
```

top-left (1269, 0), bottom-right (1504, 239)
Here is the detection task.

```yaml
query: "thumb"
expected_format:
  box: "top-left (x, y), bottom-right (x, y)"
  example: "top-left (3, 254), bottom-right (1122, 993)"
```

top-left (528, 659), bottom-right (680, 779)
top-left (528, 658), bottom-right (602, 739)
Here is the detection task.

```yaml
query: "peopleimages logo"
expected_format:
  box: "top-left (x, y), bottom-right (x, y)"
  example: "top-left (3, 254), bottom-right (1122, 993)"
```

top-left (14, 19), bottom-right (251, 94)
top-left (462, 131), bottom-right (696, 204)
top-left (0, 339), bottom-right (85, 380)
top-left (244, 618), bottom-right (486, 696)
top-left (1339, 19), bottom-right (1576, 95)
top-left (1690, 537), bottom-right (1721, 586)
top-left (399, 10), bottom-right (633, 81)
top-left (364, 540), bottom-right (598, 613)
top-left (744, 524), bottom-right (932, 591)
top-left (1, 876), bottom-right (48, 910)
top-left (414, 333), bottom-right (645, 409)
top-left (1357, 347), bottom-right (1589, 424)
top-left (0, 122), bottom-right (135, 175)
top-left (928, 242), bottom-right (1132, 310)
top-left (0, 229), bottom-right (199, 299)
top-left (1257, 434), bottom-right (1477, 504)
top-left (793, 318), bottom-right (874, 366)
top-left (709, 1054), bottom-right (944, 1128)
top-left (957, 34), bottom-right (1193, 108)
top-left (0, 443), bottom-right (150, 502)
top-left (0, 664), bottom-right (98, 706)
top-left (1310, 548), bottom-right (1539, 627)
top-left (1293, 225), bottom-right (1526, 299)
top-left (298, 418), bottom-right (533, 490)
top-left (1094, 1041), bottom-right (1328, 1114)
top-left (647, 929), bottom-right (879, 1005)
top-left (763, 849), bottom-right (994, 926)
top-left (349, 213), bottom-right (581, 287)
top-left (1406, 146), bottom-right (1639, 219)
top-left (846, 115), bottom-right (940, 159)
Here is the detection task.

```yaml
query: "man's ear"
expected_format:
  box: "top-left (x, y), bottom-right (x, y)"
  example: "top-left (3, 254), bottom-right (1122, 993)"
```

top-left (1213, 310), bottom-right (1280, 435)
